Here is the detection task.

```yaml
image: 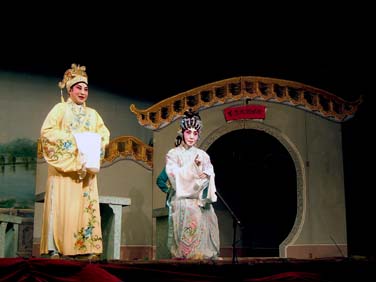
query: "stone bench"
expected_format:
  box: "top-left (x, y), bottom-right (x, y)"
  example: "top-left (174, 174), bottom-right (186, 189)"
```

top-left (35, 192), bottom-right (131, 260)
top-left (0, 213), bottom-right (23, 258)
top-left (152, 207), bottom-right (171, 259)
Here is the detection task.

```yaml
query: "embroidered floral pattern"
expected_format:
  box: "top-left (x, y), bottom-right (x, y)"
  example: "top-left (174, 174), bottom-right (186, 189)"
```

top-left (180, 218), bottom-right (201, 257)
top-left (68, 100), bottom-right (91, 132)
top-left (42, 138), bottom-right (75, 161)
top-left (74, 188), bottom-right (102, 251)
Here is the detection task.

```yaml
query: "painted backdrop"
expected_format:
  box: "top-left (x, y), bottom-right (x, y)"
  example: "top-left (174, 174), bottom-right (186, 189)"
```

top-left (0, 70), bottom-right (152, 209)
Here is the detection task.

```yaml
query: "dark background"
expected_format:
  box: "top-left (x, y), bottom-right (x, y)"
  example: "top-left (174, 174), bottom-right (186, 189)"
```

top-left (1, 5), bottom-right (373, 256)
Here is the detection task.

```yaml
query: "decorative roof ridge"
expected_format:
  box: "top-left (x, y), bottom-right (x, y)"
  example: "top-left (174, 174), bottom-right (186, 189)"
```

top-left (130, 76), bottom-right (362, 130)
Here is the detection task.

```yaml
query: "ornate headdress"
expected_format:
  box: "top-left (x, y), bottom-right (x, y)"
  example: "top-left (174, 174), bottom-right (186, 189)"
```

top-left (175, 109), bottom-right (203, 146)
top-left (180, 109), bottom-right (203, 132)
top-left (58, 64), bottom-right (88, 102)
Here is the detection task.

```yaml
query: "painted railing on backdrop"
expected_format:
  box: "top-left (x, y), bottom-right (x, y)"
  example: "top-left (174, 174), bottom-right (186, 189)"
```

top-left (130, 76), bottom-right (362, 130)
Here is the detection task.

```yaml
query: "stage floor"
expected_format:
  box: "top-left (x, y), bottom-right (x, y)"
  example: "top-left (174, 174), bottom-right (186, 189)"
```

top-left (1, 256), bottom-right (375, 281)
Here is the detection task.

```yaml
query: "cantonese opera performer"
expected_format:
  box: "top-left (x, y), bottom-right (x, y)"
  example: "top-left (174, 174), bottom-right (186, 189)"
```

top-left (39, 63), bottom-right (110, 259)
top-left (165, 109), bottom-right (220, 260)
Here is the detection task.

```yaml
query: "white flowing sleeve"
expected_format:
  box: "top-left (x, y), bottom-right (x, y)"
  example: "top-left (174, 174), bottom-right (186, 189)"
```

top-left (199, 151), bottom-right (217, 204)
top-left (166, 148), bottom-right (217, 204)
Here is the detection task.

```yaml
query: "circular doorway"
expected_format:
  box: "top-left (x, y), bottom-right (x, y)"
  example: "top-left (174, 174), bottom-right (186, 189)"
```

top-left (207, 129), bottom-right (297, 257)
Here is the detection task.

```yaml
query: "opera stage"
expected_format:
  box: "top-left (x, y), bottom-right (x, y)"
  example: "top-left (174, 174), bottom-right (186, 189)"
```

top-left (1, 256), bottom-right (374, 282)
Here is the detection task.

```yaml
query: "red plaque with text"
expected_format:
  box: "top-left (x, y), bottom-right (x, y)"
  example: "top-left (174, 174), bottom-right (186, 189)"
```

top-left (224, 105), bottom-right (266, 121)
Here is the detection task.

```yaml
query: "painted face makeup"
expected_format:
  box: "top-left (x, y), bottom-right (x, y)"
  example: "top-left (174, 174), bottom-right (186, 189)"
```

top-left (69, 82), bottom-right (88, 105)
top-left (183, 128), bottom-right (199, 147)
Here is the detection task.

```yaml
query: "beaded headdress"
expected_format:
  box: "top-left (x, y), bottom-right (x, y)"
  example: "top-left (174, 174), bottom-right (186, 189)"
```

top-left (180, 109), bottom-right (203, 132)
top-left (58, 64), bottom-right (88, 102)
top-left (175, 109), bottom-right (202, 146)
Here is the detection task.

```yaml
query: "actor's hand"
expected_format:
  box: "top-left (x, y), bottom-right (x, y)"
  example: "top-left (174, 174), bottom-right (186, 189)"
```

top-left (195, 154), bottom-right (201, 166)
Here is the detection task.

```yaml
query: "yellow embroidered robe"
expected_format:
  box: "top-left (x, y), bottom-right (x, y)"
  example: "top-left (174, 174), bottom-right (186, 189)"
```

top-left (39, 99), bottom-right (110, 256)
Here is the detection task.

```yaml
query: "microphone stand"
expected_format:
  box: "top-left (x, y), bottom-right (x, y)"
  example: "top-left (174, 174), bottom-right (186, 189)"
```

top-left (215, 191), bottom-right (241, 264)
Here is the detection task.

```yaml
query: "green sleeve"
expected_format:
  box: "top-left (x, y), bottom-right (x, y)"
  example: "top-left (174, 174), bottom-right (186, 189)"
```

top-left (156, 168), bottom-right (170, 193)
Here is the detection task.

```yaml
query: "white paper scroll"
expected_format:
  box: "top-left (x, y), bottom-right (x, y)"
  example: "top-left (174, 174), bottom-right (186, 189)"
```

top-left (74, 132), bottom-right (101, 173)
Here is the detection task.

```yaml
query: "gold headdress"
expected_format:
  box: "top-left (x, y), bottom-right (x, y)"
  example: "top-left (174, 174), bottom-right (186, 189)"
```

top-left (58, 64), bottom-right (88, 102)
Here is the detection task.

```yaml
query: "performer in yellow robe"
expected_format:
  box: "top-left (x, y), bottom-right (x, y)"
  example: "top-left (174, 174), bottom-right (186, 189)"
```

top-left (39, 64), bottom-right (110, 259)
